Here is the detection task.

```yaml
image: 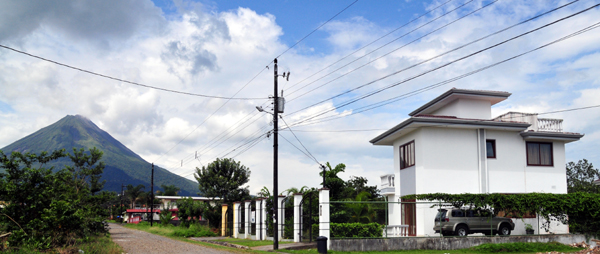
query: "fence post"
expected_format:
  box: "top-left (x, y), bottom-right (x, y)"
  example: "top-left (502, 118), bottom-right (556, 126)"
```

top-left (244, 200), bottom-right (251, 239)
top-left (221, 204), bottom-right (228, 237)
top-left (233, 202), bottom-right (240, 238)
top-left (293, 193), bottom-right (302, 243)
top-left (319, 188), bottom-right (330, 250)
top-left (278, 195), bottom-right (285, 240)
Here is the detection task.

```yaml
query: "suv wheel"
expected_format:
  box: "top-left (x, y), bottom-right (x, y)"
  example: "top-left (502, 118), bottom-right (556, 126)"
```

top-left (455, 225), bottom-right (468, 237)
top-left (498, 224), bottom-right (511, 236)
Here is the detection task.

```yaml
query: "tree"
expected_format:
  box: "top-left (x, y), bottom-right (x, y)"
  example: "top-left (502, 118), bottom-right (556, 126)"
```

top-left (0, 148), bottom-right (113, 250)
top-left (125, 184), bottom-right (145, 209)
top-left (66, 147), bottom-right (106, 195)
top-left (157, 184), bottom-right (180, 196)
top-left (566, 159), bottom-right (600, 193)
top-left (319, 162), bottom-right (348, 201)
top-left (194, 158), bottom-right (251, 202)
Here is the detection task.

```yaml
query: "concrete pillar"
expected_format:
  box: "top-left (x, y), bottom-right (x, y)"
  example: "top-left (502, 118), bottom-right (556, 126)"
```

top-left (319, 188), bottom-right (330, 250)
top-left (255, 199), bottom-right (263, 240)
top-left (233, 202), bottom-right (240, 238)
top-left (244, 200), bottom-right (251, 239)
top-left (261, 198), bottom-right (267, 239)
top-left (221, 204), bottom-right (228, 236)
top-left (278, 195), bottom-right (285, 240)
top-left (293, 193), bottom-right (302, 243)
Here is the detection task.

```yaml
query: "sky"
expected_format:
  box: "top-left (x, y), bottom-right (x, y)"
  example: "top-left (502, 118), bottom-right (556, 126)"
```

top-left (1, 0), bottom-right (599, 196)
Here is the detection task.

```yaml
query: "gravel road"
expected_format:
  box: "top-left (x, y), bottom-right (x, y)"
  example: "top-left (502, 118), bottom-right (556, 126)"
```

top-left (109, 223), bottom-right (235, 254)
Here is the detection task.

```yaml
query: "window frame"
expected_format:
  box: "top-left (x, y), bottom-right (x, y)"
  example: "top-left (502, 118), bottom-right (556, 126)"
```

top-left (526, 141), bottom-right (554, 166)
top-left (486, 139), bottom-right (496, 159)
top-left (399, 140), bottom-right (415, 169)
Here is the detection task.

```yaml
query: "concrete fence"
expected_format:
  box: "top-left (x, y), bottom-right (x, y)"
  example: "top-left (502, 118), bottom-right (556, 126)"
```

top-left (329, 234), bottom-right (593, 252)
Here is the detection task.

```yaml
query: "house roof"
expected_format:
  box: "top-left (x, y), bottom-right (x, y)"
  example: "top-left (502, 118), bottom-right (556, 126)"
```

top-left (520, 131), bottom-right (584, 143)
top-left (408, 88), bottom-right (511, 116)
top-left (370, 116), bottom-right (530, 146)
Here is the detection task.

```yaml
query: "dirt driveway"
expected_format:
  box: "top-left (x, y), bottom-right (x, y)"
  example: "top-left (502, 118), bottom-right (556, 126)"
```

top-left (109, 223), bottom-right (235, 254)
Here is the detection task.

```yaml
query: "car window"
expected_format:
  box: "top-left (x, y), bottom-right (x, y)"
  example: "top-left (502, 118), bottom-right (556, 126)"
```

top-left (466, 210), bottom-right (476, 217)
top-left (452, 210), bottom-right (464, 217)
top-left (435, 209), bottom-right (447, 221)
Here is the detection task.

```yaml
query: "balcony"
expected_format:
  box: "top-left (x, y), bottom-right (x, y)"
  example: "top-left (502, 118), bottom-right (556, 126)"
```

top-left (494, 112), bottom-right (562, 132)
top-left (380, 174), bottom-right (395, 196)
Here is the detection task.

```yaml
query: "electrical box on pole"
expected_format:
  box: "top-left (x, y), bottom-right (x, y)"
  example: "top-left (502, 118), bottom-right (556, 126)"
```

top-left (277, 97), bottom-right (285, 113)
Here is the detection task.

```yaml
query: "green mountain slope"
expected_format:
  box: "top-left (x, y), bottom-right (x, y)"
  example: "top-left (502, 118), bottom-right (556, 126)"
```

top-left (0, 115), bottom-right (199, 196)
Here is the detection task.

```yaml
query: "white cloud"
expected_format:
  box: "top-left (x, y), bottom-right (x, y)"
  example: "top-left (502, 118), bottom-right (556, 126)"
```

top-left (1, 0), bottom-right (599, 196)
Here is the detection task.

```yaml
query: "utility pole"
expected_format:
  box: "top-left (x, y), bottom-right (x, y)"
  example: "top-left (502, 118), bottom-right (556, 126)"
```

top-left (151, 163), bottom-right (154, 227)
top-left (120, 183), bottom-right (124, 220)
top-left (273, 58), bottom-right (279, 250)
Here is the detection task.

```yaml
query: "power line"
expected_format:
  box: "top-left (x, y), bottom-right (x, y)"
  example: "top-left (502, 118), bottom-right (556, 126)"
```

top-left (279, 116), bottom-right (321, 164)
top-left (280, 128), bottom-right (387, 133)
top-left (0, 44), bottom-right (266, 100)
top-left (152, 66), bottom-right (270, 164)
top-left (284, 20), bottom-right (600, 129)
top-left (274, 0), bottom-right (360, 61)
top-left (284, 0), bottom-right (457, 91)
top-left (285, 3), bottom-right (600, 127)
top-left (287, 0), bottom-right (580, 115)
top-left (286, 0), bottom-right (492, 100)
top-left (278, 133), bottom-right (321, 166)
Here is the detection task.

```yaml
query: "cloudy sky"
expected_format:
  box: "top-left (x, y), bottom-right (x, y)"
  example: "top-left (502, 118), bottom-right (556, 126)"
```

top-left (1, 0), bottom-right (599, 195)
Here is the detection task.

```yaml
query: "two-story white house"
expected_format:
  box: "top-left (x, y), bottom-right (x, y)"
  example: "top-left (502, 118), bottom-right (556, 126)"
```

top-left (370, 88), bottom-right (583, 236)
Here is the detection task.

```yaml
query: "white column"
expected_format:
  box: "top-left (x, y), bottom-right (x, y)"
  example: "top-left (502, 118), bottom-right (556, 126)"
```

top-left (233, 202), bottom-right (240, 238)
top-left (293, 193), bottom-right (302, 243)
top-left (278, 195), bottom-right (285, 240)
top-left (319, 188), bottom-right (330, 250)
top-left (255, 199), bottom-right (263, 240)
top-left (261, 198), bottom-right (267, 240)
top-left (244, 200), bottom-right (251, 239)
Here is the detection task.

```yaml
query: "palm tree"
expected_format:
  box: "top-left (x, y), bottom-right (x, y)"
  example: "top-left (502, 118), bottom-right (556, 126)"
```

top-left (126, 184), bottom-right (145, 209)
top-left (283, 186), bottom-right (309, 197)
top-left (346, 191), bottom-right (378, 223)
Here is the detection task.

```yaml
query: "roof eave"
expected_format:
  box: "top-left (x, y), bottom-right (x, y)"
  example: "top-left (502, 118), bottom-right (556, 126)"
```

top-left (370, 117), bottom-right (530, 146)
top-left (408, 89), bottom-right (511, 116)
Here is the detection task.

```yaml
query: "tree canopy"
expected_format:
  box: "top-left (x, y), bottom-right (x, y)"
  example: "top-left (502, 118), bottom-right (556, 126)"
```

top-left (157, 184), bottom-right (180, 196)
top-left (194, 158), bottom-right (251, 202)
top-left (566, 159), bottom-right (600, 193)
top-left (0, 148), bottom-right (114, 250)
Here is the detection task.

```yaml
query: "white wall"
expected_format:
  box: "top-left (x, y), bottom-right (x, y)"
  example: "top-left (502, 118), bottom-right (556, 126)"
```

top-left (487, 130), bottom-right (528, 193)
top-left (432, 99), bottom-right (491, 119)
top-left (525, 142), bottom-right (567, 193)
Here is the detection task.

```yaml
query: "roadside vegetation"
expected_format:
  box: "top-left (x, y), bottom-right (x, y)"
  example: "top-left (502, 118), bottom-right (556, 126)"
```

top-left (214, 238), bottom-right (273, 247)
top-left (0, 148), bottom-right (117, 253)
top-left (124, 221), bottom-right (217, 238)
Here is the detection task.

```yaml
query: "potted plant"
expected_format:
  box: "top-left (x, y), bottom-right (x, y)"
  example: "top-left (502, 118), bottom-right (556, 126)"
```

top-left (525, 223), bottom-right (534, 235)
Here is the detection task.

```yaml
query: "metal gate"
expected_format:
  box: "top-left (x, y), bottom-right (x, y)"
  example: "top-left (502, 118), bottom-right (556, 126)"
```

top-left (238, 202), bottom-right (245, 235)
top-left (299, 191), bottom-right (318, 242)
top-left (250, 201), bottom-right (256, 237)
top-left (224, 205), bottom-right (234, 237)
top-left (281, 196), bottom-right (294, 239)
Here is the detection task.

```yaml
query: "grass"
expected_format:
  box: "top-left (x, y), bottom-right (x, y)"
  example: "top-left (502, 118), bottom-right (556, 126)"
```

top-left (280, 241), bottom-right (584, 254)
top-left (123, 221), bottom-right (217, 237)
top-left (2, 234), bottom-right (123, 254)
top-left (215, 238), bottom-right (274, 247)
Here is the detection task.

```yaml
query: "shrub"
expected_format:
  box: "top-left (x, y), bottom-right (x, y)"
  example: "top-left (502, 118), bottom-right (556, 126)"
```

top-left (311, 222), bottom-right (384, 238)
top-left (172, 223), bottom-right (217, 237)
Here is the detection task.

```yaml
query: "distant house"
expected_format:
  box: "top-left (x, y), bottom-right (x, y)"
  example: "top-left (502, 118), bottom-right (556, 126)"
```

top-left (125, 196), bottom-right (218, 224)
top-left (371, 88), bottom-right (583, 236)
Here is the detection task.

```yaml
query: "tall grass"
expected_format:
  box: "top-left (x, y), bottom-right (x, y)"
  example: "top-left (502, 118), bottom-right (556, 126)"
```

top-left (2, 235), bottom-right (123, 254)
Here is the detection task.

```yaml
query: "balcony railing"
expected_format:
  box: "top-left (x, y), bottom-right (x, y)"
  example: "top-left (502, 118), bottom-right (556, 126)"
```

top-left (538, 118), bottom-right (562, 132)
top-left (494, 112), bottom-right (562, 132)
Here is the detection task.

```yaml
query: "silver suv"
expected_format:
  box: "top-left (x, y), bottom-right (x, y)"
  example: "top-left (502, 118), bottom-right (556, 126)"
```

top-left (434, 208), bottom-right (514, 236)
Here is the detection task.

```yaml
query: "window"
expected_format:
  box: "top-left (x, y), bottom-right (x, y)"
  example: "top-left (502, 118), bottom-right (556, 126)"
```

top-left (526, 142), bottom-right (553, 166)
top-left (486, 140), bottom-right (496, 158)
top-left (400, 140), bottom-right (415, 169)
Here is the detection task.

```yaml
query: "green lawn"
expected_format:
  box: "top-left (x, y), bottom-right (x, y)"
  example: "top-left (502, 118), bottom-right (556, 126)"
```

top-left (2, 234), bottom-right (123, 254)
